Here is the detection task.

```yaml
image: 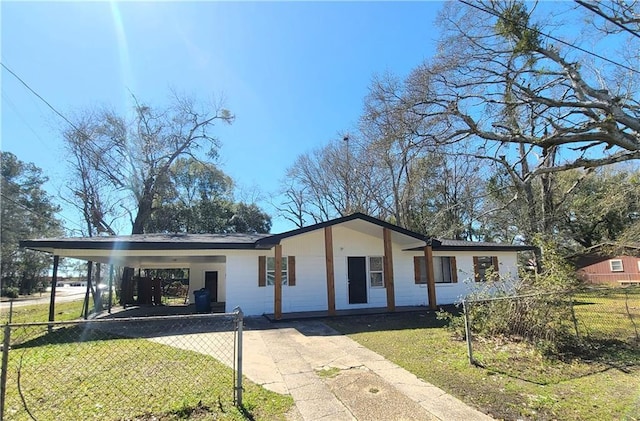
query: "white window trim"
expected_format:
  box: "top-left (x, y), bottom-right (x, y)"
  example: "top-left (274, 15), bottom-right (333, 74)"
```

top-left (369, 256), bottom-right (384, 288)
top-left (266, 256), bottom-right (288, 286)
top-left (609, 259), bottom-right (624, 272)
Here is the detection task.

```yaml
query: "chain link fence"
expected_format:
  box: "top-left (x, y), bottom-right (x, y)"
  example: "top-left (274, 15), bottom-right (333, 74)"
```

top-left (462, 287), bottom-right (640, 383)
top-left (0, 309), bottom-right (243, 420)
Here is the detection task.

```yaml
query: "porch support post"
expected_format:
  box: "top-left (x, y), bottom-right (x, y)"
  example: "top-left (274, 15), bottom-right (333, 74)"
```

top-left (383, 228), bottom-right (395, 312)
top-left (83, 261), bottom-right (93, 320)
top-left (48, 255), bottom-right (60, 323)
top-left (108, 265), bottom-right (114, 314)
top-left (424, 245), bottom-right (437, 310)
top-left (274, 244), bottom-right (283, 320)
top-left (324, 226), bottom-right (336, 316)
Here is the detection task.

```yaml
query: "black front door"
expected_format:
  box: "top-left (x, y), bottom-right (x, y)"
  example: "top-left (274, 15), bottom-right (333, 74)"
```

top-left (204, 271), bottom-right (218, 302)
top-left (348, 257), bottom-right (367, 304)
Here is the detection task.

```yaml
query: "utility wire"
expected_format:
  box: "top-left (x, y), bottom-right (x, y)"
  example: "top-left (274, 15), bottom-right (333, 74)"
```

top-left (459, 0), bottom-right (640, 75)
top-left (1, 62), bottom-right (86, 135)
top-left (575, 0), bottom-right (640, 40)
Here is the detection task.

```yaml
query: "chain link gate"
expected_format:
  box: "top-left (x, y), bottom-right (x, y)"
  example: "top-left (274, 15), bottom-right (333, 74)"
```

top-left (0, 308), bottom-right (243, 420)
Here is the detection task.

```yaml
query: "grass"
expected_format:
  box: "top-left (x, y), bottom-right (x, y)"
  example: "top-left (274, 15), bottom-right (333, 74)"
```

top-left (572, 289), bottom-right (640, 341)
top-left (1, 301), bottom-right (294, 420)
top-left (325, 310), bottom-right (640, 420)
top-left (316, 366), bottom-right (341, 379)
top-left (0, 299), bottom-right (88, 325)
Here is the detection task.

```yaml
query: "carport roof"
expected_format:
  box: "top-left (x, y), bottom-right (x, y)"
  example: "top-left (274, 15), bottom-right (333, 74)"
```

top-left (20, 232), bottom-right (273, 253)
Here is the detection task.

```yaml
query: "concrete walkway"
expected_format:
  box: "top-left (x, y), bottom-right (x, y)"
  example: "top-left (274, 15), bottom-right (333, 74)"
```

top-left (243, 318), bottom-right (492, 421)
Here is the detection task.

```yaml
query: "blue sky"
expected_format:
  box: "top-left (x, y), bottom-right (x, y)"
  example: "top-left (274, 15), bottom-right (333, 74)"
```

top-left (1, 1), bottom-right (443, 234)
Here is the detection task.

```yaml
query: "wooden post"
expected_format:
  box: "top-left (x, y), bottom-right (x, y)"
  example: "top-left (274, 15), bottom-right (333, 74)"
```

top-left (424, 245), bottom-right (437, 310)
top-left (274, 244), bottom-right (283, 320)
top-left (324, 226), bottom-right (336, 316)
top-left (383, 228), bottom-right (395, 312)
top-left (48, 255), bottom-right (60, 324)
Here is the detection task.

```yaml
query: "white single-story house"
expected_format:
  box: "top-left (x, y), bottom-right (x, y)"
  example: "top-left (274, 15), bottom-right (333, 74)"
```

top-left (21, 213), bottom-right (534, 318)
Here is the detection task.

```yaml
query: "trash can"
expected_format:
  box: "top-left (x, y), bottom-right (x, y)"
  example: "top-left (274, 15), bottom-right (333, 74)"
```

top-left (193, 288), bottom-right (211, 313)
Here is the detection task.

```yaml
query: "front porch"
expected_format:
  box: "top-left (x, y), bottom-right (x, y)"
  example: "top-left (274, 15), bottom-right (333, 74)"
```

top-left (263, 305), bottom-right (437, 321)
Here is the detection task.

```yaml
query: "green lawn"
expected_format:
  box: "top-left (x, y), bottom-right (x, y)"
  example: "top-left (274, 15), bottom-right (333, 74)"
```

top-left (1, 302), bottom-right (293, 420)
top-left (326, 310), bottom-right (640, 420)
top-left (572, 289), bottom-right (640, 341)
top-left (1, 299), bottom-right (90, 325)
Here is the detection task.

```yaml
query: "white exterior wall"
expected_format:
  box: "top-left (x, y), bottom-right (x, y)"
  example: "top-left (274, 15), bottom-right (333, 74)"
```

top-left (189, 261), bottom-right (227, 303)
top-left (331, 226), bottom-right (388, 310)
top-left (225, 250), bottom-right (271, 316)
top-left (185, 227), bottom-right (522, 316)
top-left (433, 250), bottom-right (520, 305)
top-left (280, 229), bottom-right (329, 313)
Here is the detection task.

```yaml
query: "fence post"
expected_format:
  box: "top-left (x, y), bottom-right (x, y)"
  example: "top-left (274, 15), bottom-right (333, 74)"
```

top-left (1, 324), bottom-right (11, 420)
top-left (462, 299), bottom-right (474, 365)
top-left (234, 307), bottom-right (243, 407)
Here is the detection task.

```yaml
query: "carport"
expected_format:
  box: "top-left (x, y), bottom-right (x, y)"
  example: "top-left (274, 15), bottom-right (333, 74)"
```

top-left (20, 233), bottom-right (271, 321)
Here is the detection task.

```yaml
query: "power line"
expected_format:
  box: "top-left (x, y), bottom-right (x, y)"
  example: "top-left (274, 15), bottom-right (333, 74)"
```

top-left (459, 0), bottom-right (640, 75)
top-left (2, 91), bottom-right (54, 152)
top-left (0, 62), bottom-right (86, 135)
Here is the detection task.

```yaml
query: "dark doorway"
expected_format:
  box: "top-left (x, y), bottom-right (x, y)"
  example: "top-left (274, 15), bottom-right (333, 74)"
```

top-left (348, 257), bottom-right (367, 304)
top-left (204, 271), bottom-right (218, 302)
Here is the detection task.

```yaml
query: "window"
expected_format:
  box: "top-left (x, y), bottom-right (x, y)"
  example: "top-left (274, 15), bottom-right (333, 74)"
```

top-left (473, 256), bottom-right (498, 282)
top-left (433, 257), bottom-right (455, 283)
top-left (413, 256), bottom-right (458, 284)
top-left (267, 256), bottom-right (288, 285)
top-left (369, 256), bottom-right (384, 287)
top-left (610, 259), bottom-right (624, 272)
top-left (258, 256), bottom-right (296, 287)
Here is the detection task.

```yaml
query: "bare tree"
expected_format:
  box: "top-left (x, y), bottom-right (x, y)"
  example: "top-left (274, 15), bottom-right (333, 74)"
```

top-left (64, 92), bottom-right (233, 305)
top-left (424, 1), bottom-right (639, 176)
top-left (278, 135), bottom-right (381, 225)
top-left (63, 92), bottom-right (234, 235)
top-left (390, 0), bottom-right (640, 251)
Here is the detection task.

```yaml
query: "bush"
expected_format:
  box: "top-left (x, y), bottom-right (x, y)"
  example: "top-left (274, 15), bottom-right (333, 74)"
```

top-left (3, 286), bottom-right (19, 298)
top-left (459, 240), bottom-right (580, 356)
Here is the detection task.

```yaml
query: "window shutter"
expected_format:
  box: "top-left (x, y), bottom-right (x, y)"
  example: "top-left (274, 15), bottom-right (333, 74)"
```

top-left (492, 256), bottom-right (499, 273)
top-left (288, 256), bottom-right (296, 286)
top-left (414, 256), bottom-right (422, 284)
top-left (473, 256), bottom-right (480, 282)
top-left (450, 256), bottom-right (458, 283)
top-left (258, 256), bottom-right (266, 287)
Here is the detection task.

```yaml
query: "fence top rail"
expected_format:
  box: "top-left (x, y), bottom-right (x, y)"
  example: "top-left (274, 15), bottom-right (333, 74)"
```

top-left (5, 310), bottom-right (242, 329)
top-left (463, 285), bottom-right (640, 305)
top-left (463, 290), bottom-right (574, 304)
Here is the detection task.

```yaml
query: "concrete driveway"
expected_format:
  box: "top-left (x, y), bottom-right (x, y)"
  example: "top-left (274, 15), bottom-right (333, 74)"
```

top-left (241, 318), bottom-right (492, 421)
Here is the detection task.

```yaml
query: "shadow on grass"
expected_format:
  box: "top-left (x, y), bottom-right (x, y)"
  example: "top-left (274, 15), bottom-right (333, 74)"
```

top-left (10, 325), bottom-right (128, 349)
top-left (474, 336), bottom-right (640, 385)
